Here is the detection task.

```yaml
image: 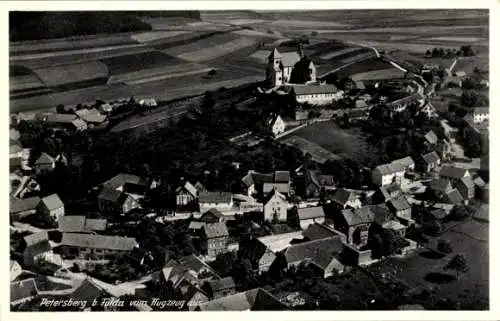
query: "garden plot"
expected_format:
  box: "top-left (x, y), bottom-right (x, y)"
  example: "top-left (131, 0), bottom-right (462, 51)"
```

top-left (33, 61), bottom-right (109, 87)
top-left (176, 37), bottom-right (259, 62)
top-left (281, 136), bottom-right (341, 164)
top-left (130, 31), bottom-right (192, 43)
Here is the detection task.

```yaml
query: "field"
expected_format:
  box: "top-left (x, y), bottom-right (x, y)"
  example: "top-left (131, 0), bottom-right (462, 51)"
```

top-left (9, 10), bottom-right (489, 115)
top-left (372, 217), bottom-right (488, 309)
top-left (351, 68), bottom-right (407, 81)
top-left (281, 135), bottom-right (341, 164)
top-left (288, 120), bottom-right (375, 165)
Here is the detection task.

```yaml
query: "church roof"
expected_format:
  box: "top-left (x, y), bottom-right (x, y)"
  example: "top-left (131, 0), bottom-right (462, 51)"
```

top-left (281, 52), bottom-right (301, 67)
top-left (269, 48), bottom-right (282, 60)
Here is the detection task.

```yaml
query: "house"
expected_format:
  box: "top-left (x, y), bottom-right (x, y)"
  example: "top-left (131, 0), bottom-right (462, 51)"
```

top-left (304, 170), bottom-right (336, 198)
top-left (266, 46), bottom-right (316, 87)
top-left (98, 187), bottom-right (139, 215)
top-left (200, 222), bottom-right (229, 257)
top-left (345, 109), bottom-right (369, 122)
top-left (424, 130), bottom-right (438, 146)
top-left (241, 171), bottom-right (274, 197)
top-left (439, 165), bottom-right (470, 181)
top-left (71, 118), bottom-right (88, 131)
top-left (139, 98), bottom-right (158, 108)
top-left (198, 192), bottom-right (233, 213)
top-left (23, 231), bottom-right (49, 248)
top-left (44, 113), bottom-right (78, 129)
top-left (177, 254), bottom-right (220, 281)
top-left (263, 189), bottom-right (288, 222)
top-left (268, 114), bottom-right (286, 136)
top-left (10, 196), bottom-right (41, 221)
top-left (432, 203), bottom-right (455, 216)
top-left (337, 206), bottom-right (377, 246)
top-left (10, 260), bottom-right (22, 281)
top-left (69, 277), bottom-right (119, 303)
top-left (292, 84), bottom-right (343, 105)
top-left (176, 181), bottom-right (199, 206)
top-left (197, 288), bottom-right (287, 311)
top-left (80, 112), bottom-right (107, 125)
top-left (184, 285), bottom-right (210, 310)
top-left (391, 156), bottom-right (415, 171)
top-left (263, 171), bottom-right (291, 196)
top-left (436, 138), bottom-right (453, 161)
top-left (199, 208), bottom-right (225, 223)
top-left (441, 120), bottom-right (459, 143)
top-left (473, 176), bottom-right (486, 198)
top-left (99, 103), bottom-right (114, 114)
top-left (102, 173), bottom-right (148, 194)
top-left (419, 151), bottom-right (441, 172)
top-left (372, 162), bottom-right (406, 186)
top-left (295, 206), bottom-right (326, 230)
top-left (156, 262), bottom-right (200, 297)
top-left (372, 184), bottom-right (402, 203)
top-left (387, 196), bottom-right (412, 222)
top-left (59, 233), bottom-right (138, 259)
top-left (295, 110), bottom-right (309, 121)
top-left (386, 93), bottom-right (425, 113)
top-left (58, 216), bottom-right (107, 233)
top-left (194, 181), bottom-right (207, 193)
top-left (381, 220), bottom-right (407, 238)
top-left (10, 278), bottom-right (38, 306)
top-left (239, 237), bottom-right (276, 273)
top-left (429, 208), bottom-right (449, 221)
top-left (34, 152), bottom-right (55, 174)
top-left (23, 240), bottom-right (61, 267)
top-left (302, 222), bottom-right (345, 242)
top-left (330, 189), bottom-right (362, 209)
top-left (206, 277), bottom-right (236, 300)
top-left (282, 236), bottom-right (344, 270)
top-left (455, 177), bottom-right (475, 200)
top-left (429, 178), bottom-right (453, 198)
top-left (445, 189), bottom-right (464, 205)
top-left (38, 193), bottom-right (65, 221)
top-left (469, 107), bottom-right (489, 124)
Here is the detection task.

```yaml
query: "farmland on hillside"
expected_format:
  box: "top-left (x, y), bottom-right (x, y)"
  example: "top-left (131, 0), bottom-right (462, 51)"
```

top-left (351, 68), bottom-right (407, 81)
top-left (34, 61), bottom-right (109, 87)
top-left (177, 37), bottom-right (259, 62)
top-left (100, 51), bottom-right (182, 75)
top-left (326, 56), bottom-right (398, 79)
top-left (130, 30), bottom-right (192, 43)
top-left (161, 33), bottom-right (243, 56)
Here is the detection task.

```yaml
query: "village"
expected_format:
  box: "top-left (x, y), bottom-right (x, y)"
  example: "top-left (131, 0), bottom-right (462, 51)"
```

top-left (9, 33), bottom-right (489, 311)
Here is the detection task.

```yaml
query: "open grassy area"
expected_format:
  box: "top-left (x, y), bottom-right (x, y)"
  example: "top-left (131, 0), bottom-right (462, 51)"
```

top-left (289, 120), bottom-right (375, 165)
top-left (372, 217), bottom-right (488, 309)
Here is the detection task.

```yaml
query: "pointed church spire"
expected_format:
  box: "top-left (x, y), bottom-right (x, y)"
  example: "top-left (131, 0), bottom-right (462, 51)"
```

top-left (269, 48), bottom-right (282, 60)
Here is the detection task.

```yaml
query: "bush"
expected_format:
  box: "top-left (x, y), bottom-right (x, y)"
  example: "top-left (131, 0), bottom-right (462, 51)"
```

top-left (437, 239), bottom-right (453, 254)
top-left (423, 219), bottom-right (442, 236)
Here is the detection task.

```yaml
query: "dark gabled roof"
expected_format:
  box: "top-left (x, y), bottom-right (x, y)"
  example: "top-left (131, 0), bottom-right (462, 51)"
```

top-left (35, 152), bottom-right (54, 165)
top-left (331, 188), bottom-right (357, 206)
top-left (445, 189), bottom-right (464, 204)
top-left (424, 130), bottom-right (438, 145)
top-left (176, 181), bottom-right (198, 197)
top-left (178, 254), bottom-right (220, 277)
top-left (10, 196), bottom-right (41, 214)
top-left (200, 208), bottom-right (224, 220)
top-left (274, 171), bottom-right (290, 183)
top-left (374, 162), bottom-right (405, 175)
top-left (440, 165), bottom-right (469, 179)
top-left (98, 187), bottom-right (123, 203)
top-left (341, 206), bottom-right (375, 226)
top-left (422, 151), bottom-right (440, 164)
top-left (430, 178), bottom-right (452, 192)
top-left (198, 288), bottom-right (288, 311)
top-left (473, 176), bottom-right (486, 188)
top-left (297, 206), bottom-right (325, 220)
top-left (208, 277), bottom-right (235, 292)
top-left (240, 237), bottom-right (274, 264)
top-left (85, 219), bottom-right (107, 232)
top-left (189, 221), bottom-right (205, 230)
top-left (264, 189), bottom-right (287, 205)
top-left (40, 193), bottom-right (64, 211)
top-left (194, 181), bottom-right (207, 193)
top-left (25, 240), bottom-right (52, 257)
top-left (284, 236), bottom-right (343, 265)
top-left (388, 196), bottom-right (411, 211)
top-left (69, 277), bottom-right (114, 302)
top-left (202, 222), bottom-right (229, 238)
top-left (23, 231), bottom-right (49, 247)
top-left (58, 216), bottom-right (86, 233)
top-left (198, 192), bottom-right (232, 204)
top-left (302, 223), bottom-right (339, 241)
top-left (102, 173), bottom-right (146, 190)
top-left (430, 208), bottom-right (448, 220)
top-left (392, 156), bottom-right (415, 168)
top-left (10, 278), bottom-right (38, 303)
top-left (292, 84), bottom-right (339, 96)
top-left (61, 233), bottom-right (137, 251)
top-left (459, 177), bottom-right (475, 190)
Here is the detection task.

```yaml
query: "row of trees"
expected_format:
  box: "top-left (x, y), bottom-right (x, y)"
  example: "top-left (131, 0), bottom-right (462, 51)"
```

top-left (425, 45), bottom-right (476, 58)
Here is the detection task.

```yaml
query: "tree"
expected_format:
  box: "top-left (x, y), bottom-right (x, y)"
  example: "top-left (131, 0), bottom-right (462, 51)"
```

top-left (201, 91), bottom-right (215, 112)
top-left (449, 205), bottom-right (471, 221)
top-left (422, 218), bottom-right (442, 236)
top-left (208, 69), bottom-right (217, 76)
top-left (56, 104), bottom-right (65, 113)
top-left (445, 254), bottom-right (469, 278)
top-left (460, 90), bottom-right (488, 108)
top-left (437, 239), bottom-right (453, 254)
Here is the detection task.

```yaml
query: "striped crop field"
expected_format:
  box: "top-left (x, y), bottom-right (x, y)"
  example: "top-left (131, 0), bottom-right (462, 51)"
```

top-left (168, 36), bottom-right (259, 62)
top-left (106, 62), bottom-right (210, 85)
top-left (350, 68), bottom-right (407, 81)
top-left (268, 19), bottom-right (350, 28)
top-left (249, 50), bottom-right (271, 64)
top-left (125, 67), bottom-right (215, 85)
top-left (130, 31), bottom-right (192, 43)
top-left (327, 57), bottom-right (397, 79)
top-left (10, 34), bottom-right (138, 54)
top-left (100, 51), bottom-right (183, 75)
top-left (319, 47), bottom-right (363, 60)
top-left (161, 33), bottom-right (242, 56)
top-left (10, 75), bottom-right (46, 92)
top-left (33, 61), bottom-right (109, 87)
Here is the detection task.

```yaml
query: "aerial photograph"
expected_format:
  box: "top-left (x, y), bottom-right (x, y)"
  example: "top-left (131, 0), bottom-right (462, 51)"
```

top-left (9, 9), bottom-right (489, 311)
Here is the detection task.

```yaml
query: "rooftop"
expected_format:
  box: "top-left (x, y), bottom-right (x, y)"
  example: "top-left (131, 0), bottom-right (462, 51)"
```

top-left (202, 222), bottom-right (229, 238)
top-left (440, 165), bottom-right (469, 180)
top-left (60, 233), bottom-right (138, 251)
top-left (40, 193), bottom-right (63, 211)
top-left (284, 236), bottom-right (343, 265)
top-left (391, 156), bottom-right (415, 168)
top-left (208, 277), bottom-right (235, 292)
top-left (388, 195), bottom-right (412, 211)
top-left (374, 162), bottom-right (405, 175)
top-left (422, 151), bottom-right (440, 164)
top-left (198, 192), bottom-right (232, 204)
top-left (10, 196), bottom-right (41, 214)
top-left (103, 173), bottom-right (146, 190)
top-left (341, 206), bottom-right (375, 226)
top-left (297, 206), bottom-right (325, 220)
top-left (302, 223), bottom-right (339, 241)
top-left (292, 84), bottom-right (340, 96)
top-left (198, 288), bottom-right (287, 311)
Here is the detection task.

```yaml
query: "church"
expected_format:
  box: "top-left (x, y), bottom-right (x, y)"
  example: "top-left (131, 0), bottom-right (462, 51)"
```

top-left (266, 45), bottom-right (317, 88)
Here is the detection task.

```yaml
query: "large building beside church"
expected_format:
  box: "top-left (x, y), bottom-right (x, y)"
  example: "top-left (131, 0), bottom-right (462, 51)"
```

top-left (266, 47), bottom-right (317, 88)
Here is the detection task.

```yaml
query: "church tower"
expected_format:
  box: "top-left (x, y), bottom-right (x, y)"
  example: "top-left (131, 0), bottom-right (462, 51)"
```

top-left (267, 48), bottom-right (283, 88)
